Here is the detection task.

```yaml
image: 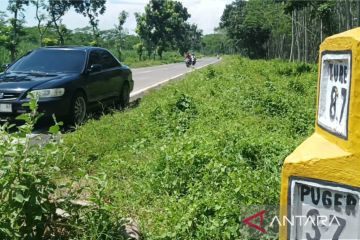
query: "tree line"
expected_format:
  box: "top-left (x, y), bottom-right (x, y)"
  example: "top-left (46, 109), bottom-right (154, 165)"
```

top-left (0, 0), bottom-right (109, 61)
top-left (219, 0), bottom-right (360, 62)
top-left (0, 0), bottom-right (206, 63)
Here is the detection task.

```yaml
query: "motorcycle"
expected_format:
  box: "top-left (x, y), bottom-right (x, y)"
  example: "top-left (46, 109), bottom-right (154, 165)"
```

top-left (191, 56), bottom-right (196, 66)
top-left (185, 55), bottom-right (196, 68)
top-left (185, 58), bottom-right (192, 68)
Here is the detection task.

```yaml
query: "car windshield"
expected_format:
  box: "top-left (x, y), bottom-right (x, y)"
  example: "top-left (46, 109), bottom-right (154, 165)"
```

top-left (8, 49), bottom-right (86, 74)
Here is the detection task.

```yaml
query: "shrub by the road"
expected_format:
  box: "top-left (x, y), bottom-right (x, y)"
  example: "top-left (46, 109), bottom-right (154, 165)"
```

top-left (0, 98), bottom-right (125, 239)
top-left (62, 56), bottom-right (317, 239)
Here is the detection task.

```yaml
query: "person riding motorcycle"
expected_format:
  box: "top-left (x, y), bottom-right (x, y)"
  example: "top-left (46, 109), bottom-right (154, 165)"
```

top-left (185, 52), bottom-right (196, 68)
top-left (191, 53), bottom-right (196, 66)
top-left (185, 52), bottom-right (192, 67)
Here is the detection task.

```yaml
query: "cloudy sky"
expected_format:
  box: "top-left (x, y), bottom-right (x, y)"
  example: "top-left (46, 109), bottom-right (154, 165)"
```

top-left (0, 0), bottom-right (233, 34)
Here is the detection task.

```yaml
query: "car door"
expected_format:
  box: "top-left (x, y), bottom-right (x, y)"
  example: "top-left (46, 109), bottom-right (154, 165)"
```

top-left (99, 50), bottom-right (125, 98)
top-left (85, 50), bottom-right (112, 103)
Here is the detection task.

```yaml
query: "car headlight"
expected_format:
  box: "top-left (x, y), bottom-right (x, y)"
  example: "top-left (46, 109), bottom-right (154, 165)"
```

top-left (27, 88), bottom-right (65, 99)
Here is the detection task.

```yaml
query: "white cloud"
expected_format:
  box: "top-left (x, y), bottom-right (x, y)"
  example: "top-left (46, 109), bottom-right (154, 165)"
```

top-left (183, 0), bottom-right (232, 33)
top-left (0, 0), bottom-right (233, 34)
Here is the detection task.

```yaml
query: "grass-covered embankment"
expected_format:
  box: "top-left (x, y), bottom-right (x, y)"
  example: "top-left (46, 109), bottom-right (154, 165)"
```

top-left (63, 56), bottom-right (317, 239)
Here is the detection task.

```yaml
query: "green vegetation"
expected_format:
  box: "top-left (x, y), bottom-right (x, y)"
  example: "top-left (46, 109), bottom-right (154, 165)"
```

top-left (220, 0), bottom-right (360, 61)
top-left (0, 98), bottom-right (126, 239)
top-left (201, 33), bottom-right (233, 55)
top-left (57, 56), bottom-right (317, 239)
top-left (0, 56), bottom-right (317, 239)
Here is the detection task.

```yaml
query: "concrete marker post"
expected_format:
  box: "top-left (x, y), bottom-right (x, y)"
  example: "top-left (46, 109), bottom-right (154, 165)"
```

top-left (280, 28), bottom-right (360, 239)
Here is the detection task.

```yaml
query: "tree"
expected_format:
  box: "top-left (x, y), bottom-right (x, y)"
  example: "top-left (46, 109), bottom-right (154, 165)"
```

top-left (135, 12), bottom-right (155, 59)
top-left (201, 33), bottom-right (232, 55)
top-left (114, 10), bottom-right (128, 61)
top-left (0, 12), bottom-right (11, 60)
top-left (216, 0), bottom-right (360, 62)
top-left (7, 0), bottom-right (29, 61)
top-left (0, 11), bottom-right (9, 40)
top-left (31, 0), bottom-right (51, 46)
top-left (136, 0), bottom-right (190, 59)
top-left (220, 0), bottom-right (246, 53)
top-left (69, 26), bottom-right (95, 46)
top-left (220, 0), bottom-right (271, 59)
top-left (134, 42), bottom-right (144, 61)
top-left (283, 0), bottom-right (336, 62)
top-left (177, 23), bottom-right (203, 56)
top-left (47, 0), bottom-right (71, 45)
top-left (73, 0), bottom-right (106, 45)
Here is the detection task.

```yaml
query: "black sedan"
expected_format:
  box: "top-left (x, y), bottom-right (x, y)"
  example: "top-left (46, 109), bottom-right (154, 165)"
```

top-left (0, 46), bottom-right (134, 125)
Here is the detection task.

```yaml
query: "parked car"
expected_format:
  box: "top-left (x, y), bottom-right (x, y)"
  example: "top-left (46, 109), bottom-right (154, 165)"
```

top-left (0, 46), bottom-right (134, 125)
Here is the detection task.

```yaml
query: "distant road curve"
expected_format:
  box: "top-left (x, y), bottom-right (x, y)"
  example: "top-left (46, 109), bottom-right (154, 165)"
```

top-left (130, 57), bottom-right (221, 98)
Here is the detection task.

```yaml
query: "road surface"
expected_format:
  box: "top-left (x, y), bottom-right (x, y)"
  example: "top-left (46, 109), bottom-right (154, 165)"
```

top-left (131, 57), bottom-right (220, 97)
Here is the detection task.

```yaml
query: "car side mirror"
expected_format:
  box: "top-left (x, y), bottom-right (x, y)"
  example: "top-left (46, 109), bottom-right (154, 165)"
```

top-left (89, 64), bottom-right (102, 73)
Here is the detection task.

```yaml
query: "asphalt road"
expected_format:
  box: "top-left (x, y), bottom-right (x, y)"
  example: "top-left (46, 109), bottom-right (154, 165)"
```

top-left (131, 57), bottom-right (220, 97)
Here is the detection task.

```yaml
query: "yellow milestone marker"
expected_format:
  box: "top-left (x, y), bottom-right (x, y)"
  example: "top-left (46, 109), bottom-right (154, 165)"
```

top-left (280, 28), bottom-right (360, 239)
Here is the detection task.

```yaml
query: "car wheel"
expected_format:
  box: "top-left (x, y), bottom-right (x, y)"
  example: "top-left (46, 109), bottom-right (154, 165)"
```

top-left (119, 83), bottom-right (130, 110)
top-left (69, 92), bottom-right (87, 125)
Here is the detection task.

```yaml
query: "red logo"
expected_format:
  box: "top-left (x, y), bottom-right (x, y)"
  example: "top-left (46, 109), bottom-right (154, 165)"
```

top-left (242, 210), bottom-right (267, 234)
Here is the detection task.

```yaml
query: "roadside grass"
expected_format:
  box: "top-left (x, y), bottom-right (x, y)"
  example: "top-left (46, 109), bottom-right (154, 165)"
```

top-left (62, 56), bottom-right (317, 239)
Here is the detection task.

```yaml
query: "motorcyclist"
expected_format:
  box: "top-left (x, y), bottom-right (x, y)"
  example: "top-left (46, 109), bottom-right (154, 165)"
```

top-left (185, 52), bottom-right (192, 67)
top-left (191, 53), bottom-right (196, 66)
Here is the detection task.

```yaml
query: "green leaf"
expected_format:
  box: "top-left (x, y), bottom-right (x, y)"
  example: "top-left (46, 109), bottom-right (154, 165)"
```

top-left (13, 193), bottom-right (25, 203)
top-left (48, 125), bottom-right (60, 134)
top-left (15, 114), bottom-right (30, 121)
top-left (29, 98), bottom-right (38, 111)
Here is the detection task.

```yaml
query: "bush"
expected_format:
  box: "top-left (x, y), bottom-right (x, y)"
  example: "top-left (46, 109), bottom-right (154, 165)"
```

top-left (288, 78), bottom-right (305, 94)
top-left (42, 38), bottom-right (58, 46)
top-left (294, 63), bottom-right (313, 74)
top-left (0, 98), bottom-right (125, 239)
top-left (276, 62), bottom-right (315, 76)
top-left (0, 98), bottom-right (59, 239)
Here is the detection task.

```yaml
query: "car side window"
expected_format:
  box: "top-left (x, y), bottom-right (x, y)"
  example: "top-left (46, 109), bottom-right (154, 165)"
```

top-left (88, 50), bottom-right (101, 68)
top-left (99, 50), bottom-right (120, 69)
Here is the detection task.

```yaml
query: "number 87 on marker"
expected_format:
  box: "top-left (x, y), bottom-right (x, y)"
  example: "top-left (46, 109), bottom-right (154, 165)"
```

top-left (318, 53), bottom-right (351, 139)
